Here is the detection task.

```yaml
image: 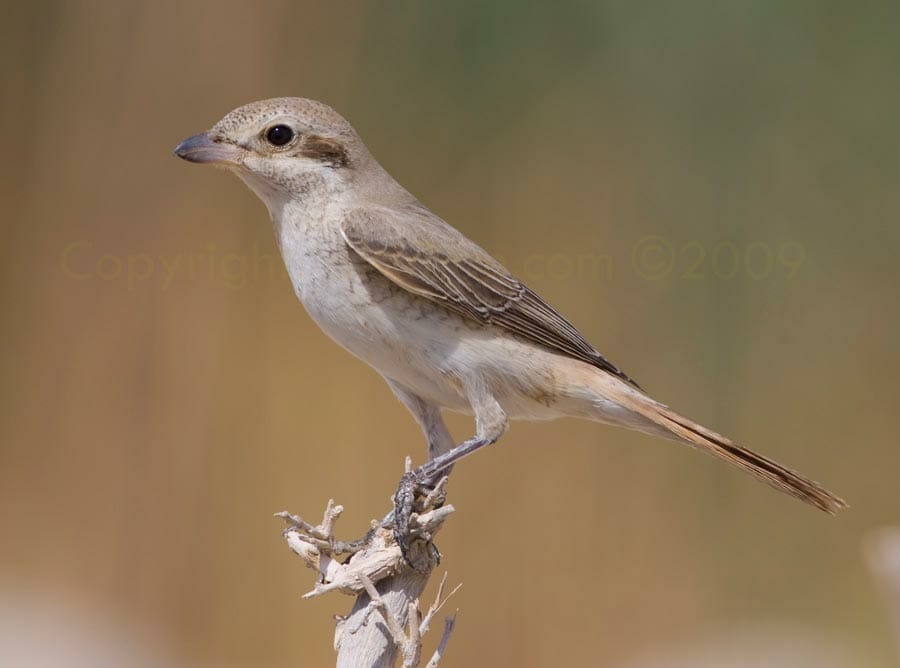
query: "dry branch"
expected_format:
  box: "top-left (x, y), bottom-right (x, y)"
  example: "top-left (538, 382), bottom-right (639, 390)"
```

top-left (276, 474), bottom-right (460, 667)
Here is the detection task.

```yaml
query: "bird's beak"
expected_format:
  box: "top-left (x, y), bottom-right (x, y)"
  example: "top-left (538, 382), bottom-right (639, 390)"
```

top-left (173, 132), bottom-right (245, 166)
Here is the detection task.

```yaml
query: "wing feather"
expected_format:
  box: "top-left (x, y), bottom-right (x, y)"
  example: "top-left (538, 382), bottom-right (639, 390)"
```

top-left (341, 207), bottom-right (640, 388)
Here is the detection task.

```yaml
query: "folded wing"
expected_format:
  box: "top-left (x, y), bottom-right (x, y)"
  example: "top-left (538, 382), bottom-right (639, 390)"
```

top-left (341, 206), bottom-right (640, 388)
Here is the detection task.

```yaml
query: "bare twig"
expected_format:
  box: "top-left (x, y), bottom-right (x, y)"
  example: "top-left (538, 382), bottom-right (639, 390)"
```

top-left (276, 465), bottom-right (461, 667)
top-left (422, 477), bottom-right (450, 511)
top-left (420, 573), bottom-right (462, 638)
top-left (425, 613), bottom-right (458, 668)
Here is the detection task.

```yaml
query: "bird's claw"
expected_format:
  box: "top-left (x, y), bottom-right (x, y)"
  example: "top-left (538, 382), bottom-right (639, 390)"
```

top-left (392, 471), bottom-right (421, 569)
top-left (392, 470), bottom-right (445, 571)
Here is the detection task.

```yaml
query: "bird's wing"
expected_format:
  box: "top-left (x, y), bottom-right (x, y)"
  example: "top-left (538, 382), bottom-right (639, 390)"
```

top-left (341, 206), bottom-right (640, 388)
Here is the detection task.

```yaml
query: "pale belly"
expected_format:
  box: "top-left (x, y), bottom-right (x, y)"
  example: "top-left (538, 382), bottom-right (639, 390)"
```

top-left (282, 237), bottom-right (577, 421)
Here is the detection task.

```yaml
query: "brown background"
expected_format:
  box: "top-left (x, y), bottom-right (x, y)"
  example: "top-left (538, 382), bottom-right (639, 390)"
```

top-left (2, 2), bottom-right (899, 666)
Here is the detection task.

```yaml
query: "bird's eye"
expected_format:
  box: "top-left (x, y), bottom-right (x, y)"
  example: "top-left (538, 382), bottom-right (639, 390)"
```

top-left (265, 124), bottom-right (295, 147)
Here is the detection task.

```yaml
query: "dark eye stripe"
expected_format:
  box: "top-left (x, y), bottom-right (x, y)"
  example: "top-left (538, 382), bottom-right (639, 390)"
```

top-left (300, 135), bottom-right (349, 167)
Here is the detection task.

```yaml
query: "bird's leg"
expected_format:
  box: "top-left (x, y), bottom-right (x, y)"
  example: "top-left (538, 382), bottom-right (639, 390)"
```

top-left (393, 381), bottom-right (507, 569)
top-left (325, 380), bottom-right (450, 566)
top-left (384, 379), bottom-right (455, 461)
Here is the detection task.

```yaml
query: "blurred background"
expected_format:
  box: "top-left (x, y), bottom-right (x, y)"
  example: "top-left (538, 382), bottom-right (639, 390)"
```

top-left (2, 1), bottom-right (899, 666)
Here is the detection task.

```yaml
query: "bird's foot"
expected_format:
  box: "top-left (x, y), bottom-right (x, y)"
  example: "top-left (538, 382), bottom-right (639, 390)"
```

top-left (392, 469), bottom-right (446, 571)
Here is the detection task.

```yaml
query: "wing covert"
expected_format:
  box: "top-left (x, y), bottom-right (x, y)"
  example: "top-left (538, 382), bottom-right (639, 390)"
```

top-left (341, 207), bottom-right (640, 388)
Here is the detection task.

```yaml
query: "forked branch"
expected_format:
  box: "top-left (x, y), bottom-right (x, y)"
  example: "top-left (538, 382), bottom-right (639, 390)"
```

top-left (276, 471), bottom-right (459, 667)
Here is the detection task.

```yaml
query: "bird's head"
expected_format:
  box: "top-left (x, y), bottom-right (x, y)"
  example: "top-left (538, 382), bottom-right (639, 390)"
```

top-left (174, 97), bottom-right (367, 212)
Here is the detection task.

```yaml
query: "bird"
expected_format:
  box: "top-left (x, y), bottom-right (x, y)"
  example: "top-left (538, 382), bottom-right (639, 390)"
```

top-left (174, 97), bottom-right (845, 558)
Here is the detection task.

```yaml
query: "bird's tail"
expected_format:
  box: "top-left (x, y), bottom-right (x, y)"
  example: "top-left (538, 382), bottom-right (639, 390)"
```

top-left (599, 382), bottom-right (847, 514)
